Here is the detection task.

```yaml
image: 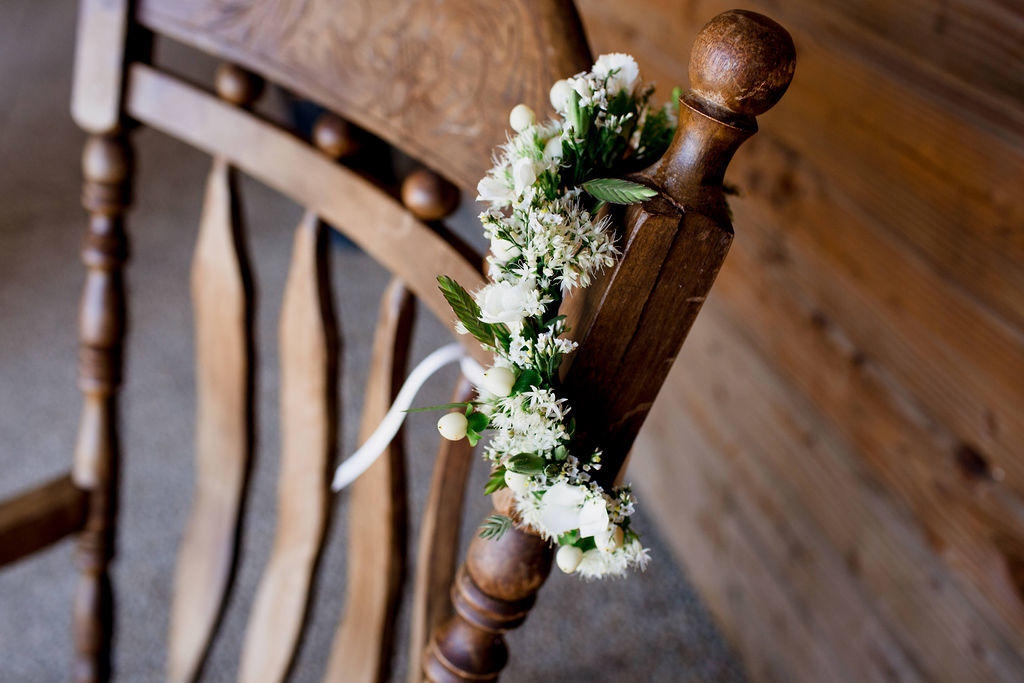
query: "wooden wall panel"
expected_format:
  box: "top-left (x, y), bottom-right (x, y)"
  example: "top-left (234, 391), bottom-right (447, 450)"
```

top-left (578, 1), bottom-right (1024, 679)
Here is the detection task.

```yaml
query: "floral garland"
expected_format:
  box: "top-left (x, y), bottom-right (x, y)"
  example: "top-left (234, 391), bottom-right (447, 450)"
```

top-left (427, 54), bottom-right (678, 579)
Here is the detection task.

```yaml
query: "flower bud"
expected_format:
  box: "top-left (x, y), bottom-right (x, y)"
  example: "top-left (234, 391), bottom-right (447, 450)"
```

top-left (549, 79), bottom-right (572, 113)
top-left (555, 544), bottom-right (584, 574)
top-left (480, 366), bottom-right (516, 396)
top-left (489, 234), bottom-right (520, 262)
top-left (437, 412), bottom-right (468, 441)
top-left (504, 470), bottom-right (530, 495)
top-left (509, 103), bottom-right (536, 133)
top-left (543, 136), bottom-right (564, 161)
top-left (512, 157), bottom-right (537, 192)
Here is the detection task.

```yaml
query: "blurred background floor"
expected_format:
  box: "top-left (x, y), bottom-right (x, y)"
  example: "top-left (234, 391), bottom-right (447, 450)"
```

top-left (0, 1), bottom-right (744, 681)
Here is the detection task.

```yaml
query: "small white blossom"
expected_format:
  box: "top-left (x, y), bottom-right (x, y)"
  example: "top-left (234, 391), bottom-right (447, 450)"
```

top-left (593, 53), bottom-right (640, 95)
top-left (509, 103), bottom-right (536, 132)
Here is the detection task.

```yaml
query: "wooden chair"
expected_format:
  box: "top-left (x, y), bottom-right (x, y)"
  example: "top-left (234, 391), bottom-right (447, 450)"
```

top-left (0, 2), bottom-right (793, 681)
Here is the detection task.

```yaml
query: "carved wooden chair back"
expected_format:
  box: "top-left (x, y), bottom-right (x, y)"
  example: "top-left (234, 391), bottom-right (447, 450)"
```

top-left (0, 1), bottom-right (793, 681)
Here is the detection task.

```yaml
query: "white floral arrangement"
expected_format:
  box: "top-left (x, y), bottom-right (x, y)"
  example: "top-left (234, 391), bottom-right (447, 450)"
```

top-left (424, 54), bottom-right (679, 579)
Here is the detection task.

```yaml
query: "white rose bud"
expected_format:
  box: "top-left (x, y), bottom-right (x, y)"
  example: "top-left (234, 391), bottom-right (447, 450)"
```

top-left (549, 79), bottom-right (572, 113)
top-left (476, 175), bottom-right (512, 204)
top-left (480, 366), bottom-right (516, 397)
top-left (509, 103), bottom-right (536, 133)
top-left (436, 412), bottom-right (468, 441)
top-left (555, 544), bottom-right (584, 574)
top-left (504, 470), bottom-right (530, 495)
top-left (543, 136), bottom-right (564, 161)
top-left (512, 157), bottom-right (537, 192)
top-left (489, 234), bottom-right (520, 262)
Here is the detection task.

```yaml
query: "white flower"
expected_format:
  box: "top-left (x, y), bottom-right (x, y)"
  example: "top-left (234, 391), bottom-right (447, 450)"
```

top-left (555, 544), bottom-right (583, 574)
top-left (489, 234), bottom-right (520, 262)
top-left (549, 79), bottom-right (572, 113)
top-left (577, 497), bottom-right (610, 538)
top-left (480, 366), bottom-right (515, 396)
top-left (476, 175), bottom-right (512, 205)
top-left (509, 103), bottom-right (536, 132)
top-left (593, 53), bottom-right (639, 95)
top-left (475, 280), bottom-right (545, 326)
top-left (437, 412), bottom-right (467, 441)
top-left (504, 470), bottom-right (530, 495)
top-left (543, 135), bottom-right (564, 161)
top-left (512, 157), bottom-right (538, 193)
top-left (538, 482), bottom-right (587, 535)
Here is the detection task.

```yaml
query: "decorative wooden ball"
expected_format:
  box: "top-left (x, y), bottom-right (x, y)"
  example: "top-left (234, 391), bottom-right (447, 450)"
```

top-left (312, 114), bottom-right (360, 159)
top-left (401, 169), bottom-right (460, 221)
top-left (214, 63), bottom-right (264, 106)
top-left (688, 9), bottom-right (796, 117)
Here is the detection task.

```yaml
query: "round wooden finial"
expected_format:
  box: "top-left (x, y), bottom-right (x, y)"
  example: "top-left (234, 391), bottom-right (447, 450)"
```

top-left (312, 114), bottom-right (360, 159)
top-left (214, 63), bottom-right (264, 106)
top-left (401, 169), bottom-right (460, 221)
top-left (687, 9), bottom-right (795, 118)
top-left (82, 135), bottom-right (128, 184)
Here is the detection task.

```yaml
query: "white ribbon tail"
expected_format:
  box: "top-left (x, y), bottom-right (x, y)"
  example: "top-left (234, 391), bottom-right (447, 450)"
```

top-left (330, 342), bottom-right (486, 491)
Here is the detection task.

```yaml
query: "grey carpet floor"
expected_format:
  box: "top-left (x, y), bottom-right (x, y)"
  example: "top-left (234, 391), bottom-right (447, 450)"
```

top-left (0, 2), bottom-right (745, 681)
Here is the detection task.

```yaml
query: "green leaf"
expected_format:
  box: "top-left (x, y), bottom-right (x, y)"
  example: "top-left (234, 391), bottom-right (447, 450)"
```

top-left (437, 275), bottom-right (495, 346)
top-left (467, 431), bottom-right (482, 447)
top-left (467, 411), bottom-right (489, 433)
top-left (404, 401), bottom-right (472, 413)
top-left (511, 369), bottom-right (542, 394)
top-left (582, 178), bottom-right (657, 205)
top-left (479, 514), bottom-right (512, 541)
top-left (506, 453), bottom-right (546, 475)
top-left (484, 468), bottom-right (508, 495)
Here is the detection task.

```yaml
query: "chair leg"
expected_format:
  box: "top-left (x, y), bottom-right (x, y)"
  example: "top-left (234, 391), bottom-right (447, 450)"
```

top-left (72, 133), bottom-right (131, 683)
top-left (423, 496), bottom-right (553, 682)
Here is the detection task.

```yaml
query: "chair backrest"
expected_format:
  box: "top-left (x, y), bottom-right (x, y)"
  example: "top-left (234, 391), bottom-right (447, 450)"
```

top-left (60, 1), bottom-right (793, 681)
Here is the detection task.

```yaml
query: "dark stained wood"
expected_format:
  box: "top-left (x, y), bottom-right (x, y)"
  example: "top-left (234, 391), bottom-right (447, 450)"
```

top-left (576, 0), bottom-right (1024, 679)
top-left (401, 170), bottom-right (461, 223)
top-left (0, 475), bottom-right (87, 568)
top-left (133, 0), bottom-right (592, 191)
top-left (73, 132), bottom-right (131, 683)
top-left (426, 10), bottom-right (795, 680)
top-left (563, 9), bottom-right (794, 486)
top-left (423, 511), bottom-right (553, 683)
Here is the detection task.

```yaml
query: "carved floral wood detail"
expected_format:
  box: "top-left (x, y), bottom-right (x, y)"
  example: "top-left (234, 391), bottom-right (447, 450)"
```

top-left (135, 0), bottom-right (591, 188)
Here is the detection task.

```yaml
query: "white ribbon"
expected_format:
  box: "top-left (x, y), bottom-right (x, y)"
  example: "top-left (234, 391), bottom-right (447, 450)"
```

top-left (330, 342), bottom-right (486, 491)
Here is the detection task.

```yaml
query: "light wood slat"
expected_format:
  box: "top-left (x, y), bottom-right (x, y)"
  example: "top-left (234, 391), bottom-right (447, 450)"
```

top-left (167, 157), bottom-right (253, 683)
top-left (325, 280), bottom-right (414, 683)
top-left (238, 211), bottom-right (337, 683)
top-left (407, 379), bottom-right (476, 682)
top-left (70, 0), bottom-right (129, 134)
top-left (0, 474), bottom-right (87, 568)
top-left (123, 63), bottom-right (489, 364)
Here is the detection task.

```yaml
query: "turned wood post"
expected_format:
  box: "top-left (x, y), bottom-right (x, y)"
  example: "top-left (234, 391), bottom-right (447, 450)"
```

top-left (72, 132), bottom-right (131, 683)
top-left (424, 10), bottom-right (795, 681)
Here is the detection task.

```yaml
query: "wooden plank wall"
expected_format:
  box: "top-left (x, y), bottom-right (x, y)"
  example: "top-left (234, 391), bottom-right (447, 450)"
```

top-left (577, 1), bottom-right (1024, 680)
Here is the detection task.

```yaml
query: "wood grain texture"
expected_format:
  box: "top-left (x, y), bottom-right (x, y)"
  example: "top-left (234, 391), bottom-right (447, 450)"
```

top-left (238, 211), bottom-right (337, 683)
top-left (408, 380), bottom-right (475, 683)
top-left (133, 0), bottom-right (591, 190)
top-left (574, 0), bottom-right (1024, 680)
top-left (123, 64), bottom-right (489, 363)
top-left (633, 307), bottom-right (1024, 681)
top-left (325, 280), bottom-right (414, 683)
top-left (0, 475), bottom-right (87, 568)
top-left (73, 132), bottom-right (131, 683)
top-left (167, 157), bottom-right (253, 683)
